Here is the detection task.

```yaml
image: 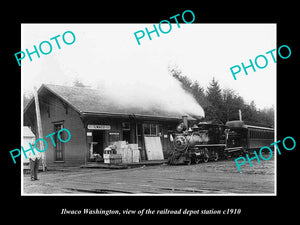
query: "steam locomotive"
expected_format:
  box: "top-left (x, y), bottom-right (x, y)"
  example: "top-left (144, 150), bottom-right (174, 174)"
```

top-left (168, 116), bottom-right (274, 165)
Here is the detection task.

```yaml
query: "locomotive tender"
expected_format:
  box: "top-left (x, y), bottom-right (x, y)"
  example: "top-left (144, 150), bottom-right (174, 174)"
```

top-left (168, 116), bottom-right (274, 165)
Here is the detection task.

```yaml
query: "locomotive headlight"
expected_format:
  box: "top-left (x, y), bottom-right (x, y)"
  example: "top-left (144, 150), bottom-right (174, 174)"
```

top-left (176, 124), bottom-right (183, 132)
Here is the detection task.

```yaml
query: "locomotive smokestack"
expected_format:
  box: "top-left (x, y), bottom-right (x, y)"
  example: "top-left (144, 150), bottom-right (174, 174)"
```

top-left (182, 115), bottom-right (188, 128)
top-left (239, 109), bottom-right (242, 121)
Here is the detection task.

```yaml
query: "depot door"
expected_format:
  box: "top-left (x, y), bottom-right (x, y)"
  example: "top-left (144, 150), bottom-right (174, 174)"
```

top-left (54, 123), bottom-right (64, 161)
top-left (92, 130), bottom-right (105, 157)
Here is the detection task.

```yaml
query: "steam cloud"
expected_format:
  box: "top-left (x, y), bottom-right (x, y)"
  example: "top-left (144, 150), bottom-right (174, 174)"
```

top-left (31, 54), bottom-right (205, 118)
top-left (91, 66), bottom-right (205, 118)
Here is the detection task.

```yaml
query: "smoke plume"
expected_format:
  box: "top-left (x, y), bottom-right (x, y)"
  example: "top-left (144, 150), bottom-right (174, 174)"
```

top-left (91, 65), bottom-right (205, 118)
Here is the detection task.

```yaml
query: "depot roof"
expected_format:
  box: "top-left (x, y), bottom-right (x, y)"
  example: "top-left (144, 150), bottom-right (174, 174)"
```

top-left (24, 84), bottom-right (197, 121)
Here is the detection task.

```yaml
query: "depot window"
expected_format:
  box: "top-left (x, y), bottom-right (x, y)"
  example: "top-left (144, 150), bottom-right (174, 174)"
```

top-left (122, 122), bottom-right (131, 130)
top-left (143, 123), bottom-right (160, 136)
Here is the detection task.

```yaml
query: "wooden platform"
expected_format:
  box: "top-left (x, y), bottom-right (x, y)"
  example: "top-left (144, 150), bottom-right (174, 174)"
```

top-left (80, 160), bottom-right (168, 169)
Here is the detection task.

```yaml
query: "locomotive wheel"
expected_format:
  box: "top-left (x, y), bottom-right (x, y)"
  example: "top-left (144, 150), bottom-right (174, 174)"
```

top-left (186, 158), bottom-right (192, 165)
top-left (213, 152), bottom-right (219, 162)
top-left (203, 154), bottom-right (209, 163)
top-left (241, 148), bottom-right (248, 155)
top-left (195, 157), bottom-right (201, 164)
top-left (203, 148), bottom-right (209, 163)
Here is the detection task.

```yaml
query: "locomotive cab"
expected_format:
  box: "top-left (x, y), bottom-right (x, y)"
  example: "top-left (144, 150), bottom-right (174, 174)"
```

top-left (225, 120), bottom-right (249, 155)
top-left (198, 122), bottom-right (226, 144)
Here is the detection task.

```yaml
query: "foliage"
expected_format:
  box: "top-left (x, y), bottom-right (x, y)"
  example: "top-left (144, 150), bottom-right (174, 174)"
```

top-left (169, 67), bottom-right (274, 128)
top-left (23, 91), bottom-right (33, 109)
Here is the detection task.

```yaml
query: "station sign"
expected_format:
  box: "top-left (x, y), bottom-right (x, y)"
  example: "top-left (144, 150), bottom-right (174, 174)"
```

top-left (87, 125), bottom-right (111, 130)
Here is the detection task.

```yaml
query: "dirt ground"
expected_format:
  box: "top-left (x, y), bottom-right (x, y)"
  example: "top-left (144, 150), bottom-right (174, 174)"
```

top-left (23, 154), bottom-right (275, 195)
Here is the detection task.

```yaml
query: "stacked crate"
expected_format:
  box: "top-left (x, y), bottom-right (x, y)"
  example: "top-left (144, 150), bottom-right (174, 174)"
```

top-left (115, 141), bottom-right (140, 163)
top-left (128, 144), bottom-right (140, 163)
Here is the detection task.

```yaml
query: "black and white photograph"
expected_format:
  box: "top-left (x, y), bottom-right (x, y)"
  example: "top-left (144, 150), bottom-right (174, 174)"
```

top-left (4, 4), bottom-right (298, 221)
top-left (21, 23), bottom-right (276, 195)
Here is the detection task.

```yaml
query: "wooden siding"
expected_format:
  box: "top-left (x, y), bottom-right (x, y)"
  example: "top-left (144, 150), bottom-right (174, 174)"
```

top-left (39, 92), bottom-right (86, 167)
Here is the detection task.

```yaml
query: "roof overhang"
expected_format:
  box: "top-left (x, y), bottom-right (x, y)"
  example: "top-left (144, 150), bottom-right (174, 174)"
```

top-left (81, 111), bottom-right (196, 122)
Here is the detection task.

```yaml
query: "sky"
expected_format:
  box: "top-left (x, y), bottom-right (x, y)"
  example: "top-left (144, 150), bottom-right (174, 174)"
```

top-left (21, 23), bottom-right (276, 110)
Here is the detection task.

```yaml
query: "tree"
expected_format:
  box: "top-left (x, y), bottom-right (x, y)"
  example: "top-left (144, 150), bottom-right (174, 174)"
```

top-left (257, 106), bottom-right (274, 127)
top-left (23, 91), bottom-right (33, 109)
top-left (169, 66), bottom-right (209, 108)
top-left (191, 81), bottom-right (210, 108)
top-left (169, 67), bottom-right (193, 91)
top-left (206, 77), bottom-right (222, 104)
top-left (222, 88), bottom-right (244, 122)
top-left (206, 78), bottom-right (223, 122)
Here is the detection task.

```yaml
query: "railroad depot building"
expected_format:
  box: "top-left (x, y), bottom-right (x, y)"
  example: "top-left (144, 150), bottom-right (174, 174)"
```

top-left (23, 84), bottom-right (194, 167)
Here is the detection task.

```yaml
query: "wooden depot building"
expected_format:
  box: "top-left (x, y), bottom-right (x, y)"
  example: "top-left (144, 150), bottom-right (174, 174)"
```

top-left (23, 84), bottom-right (195, 167)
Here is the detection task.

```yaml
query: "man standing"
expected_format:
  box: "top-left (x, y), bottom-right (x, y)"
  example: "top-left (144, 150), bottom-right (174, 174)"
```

top-left (27, 138), bottom-right (42, 181)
